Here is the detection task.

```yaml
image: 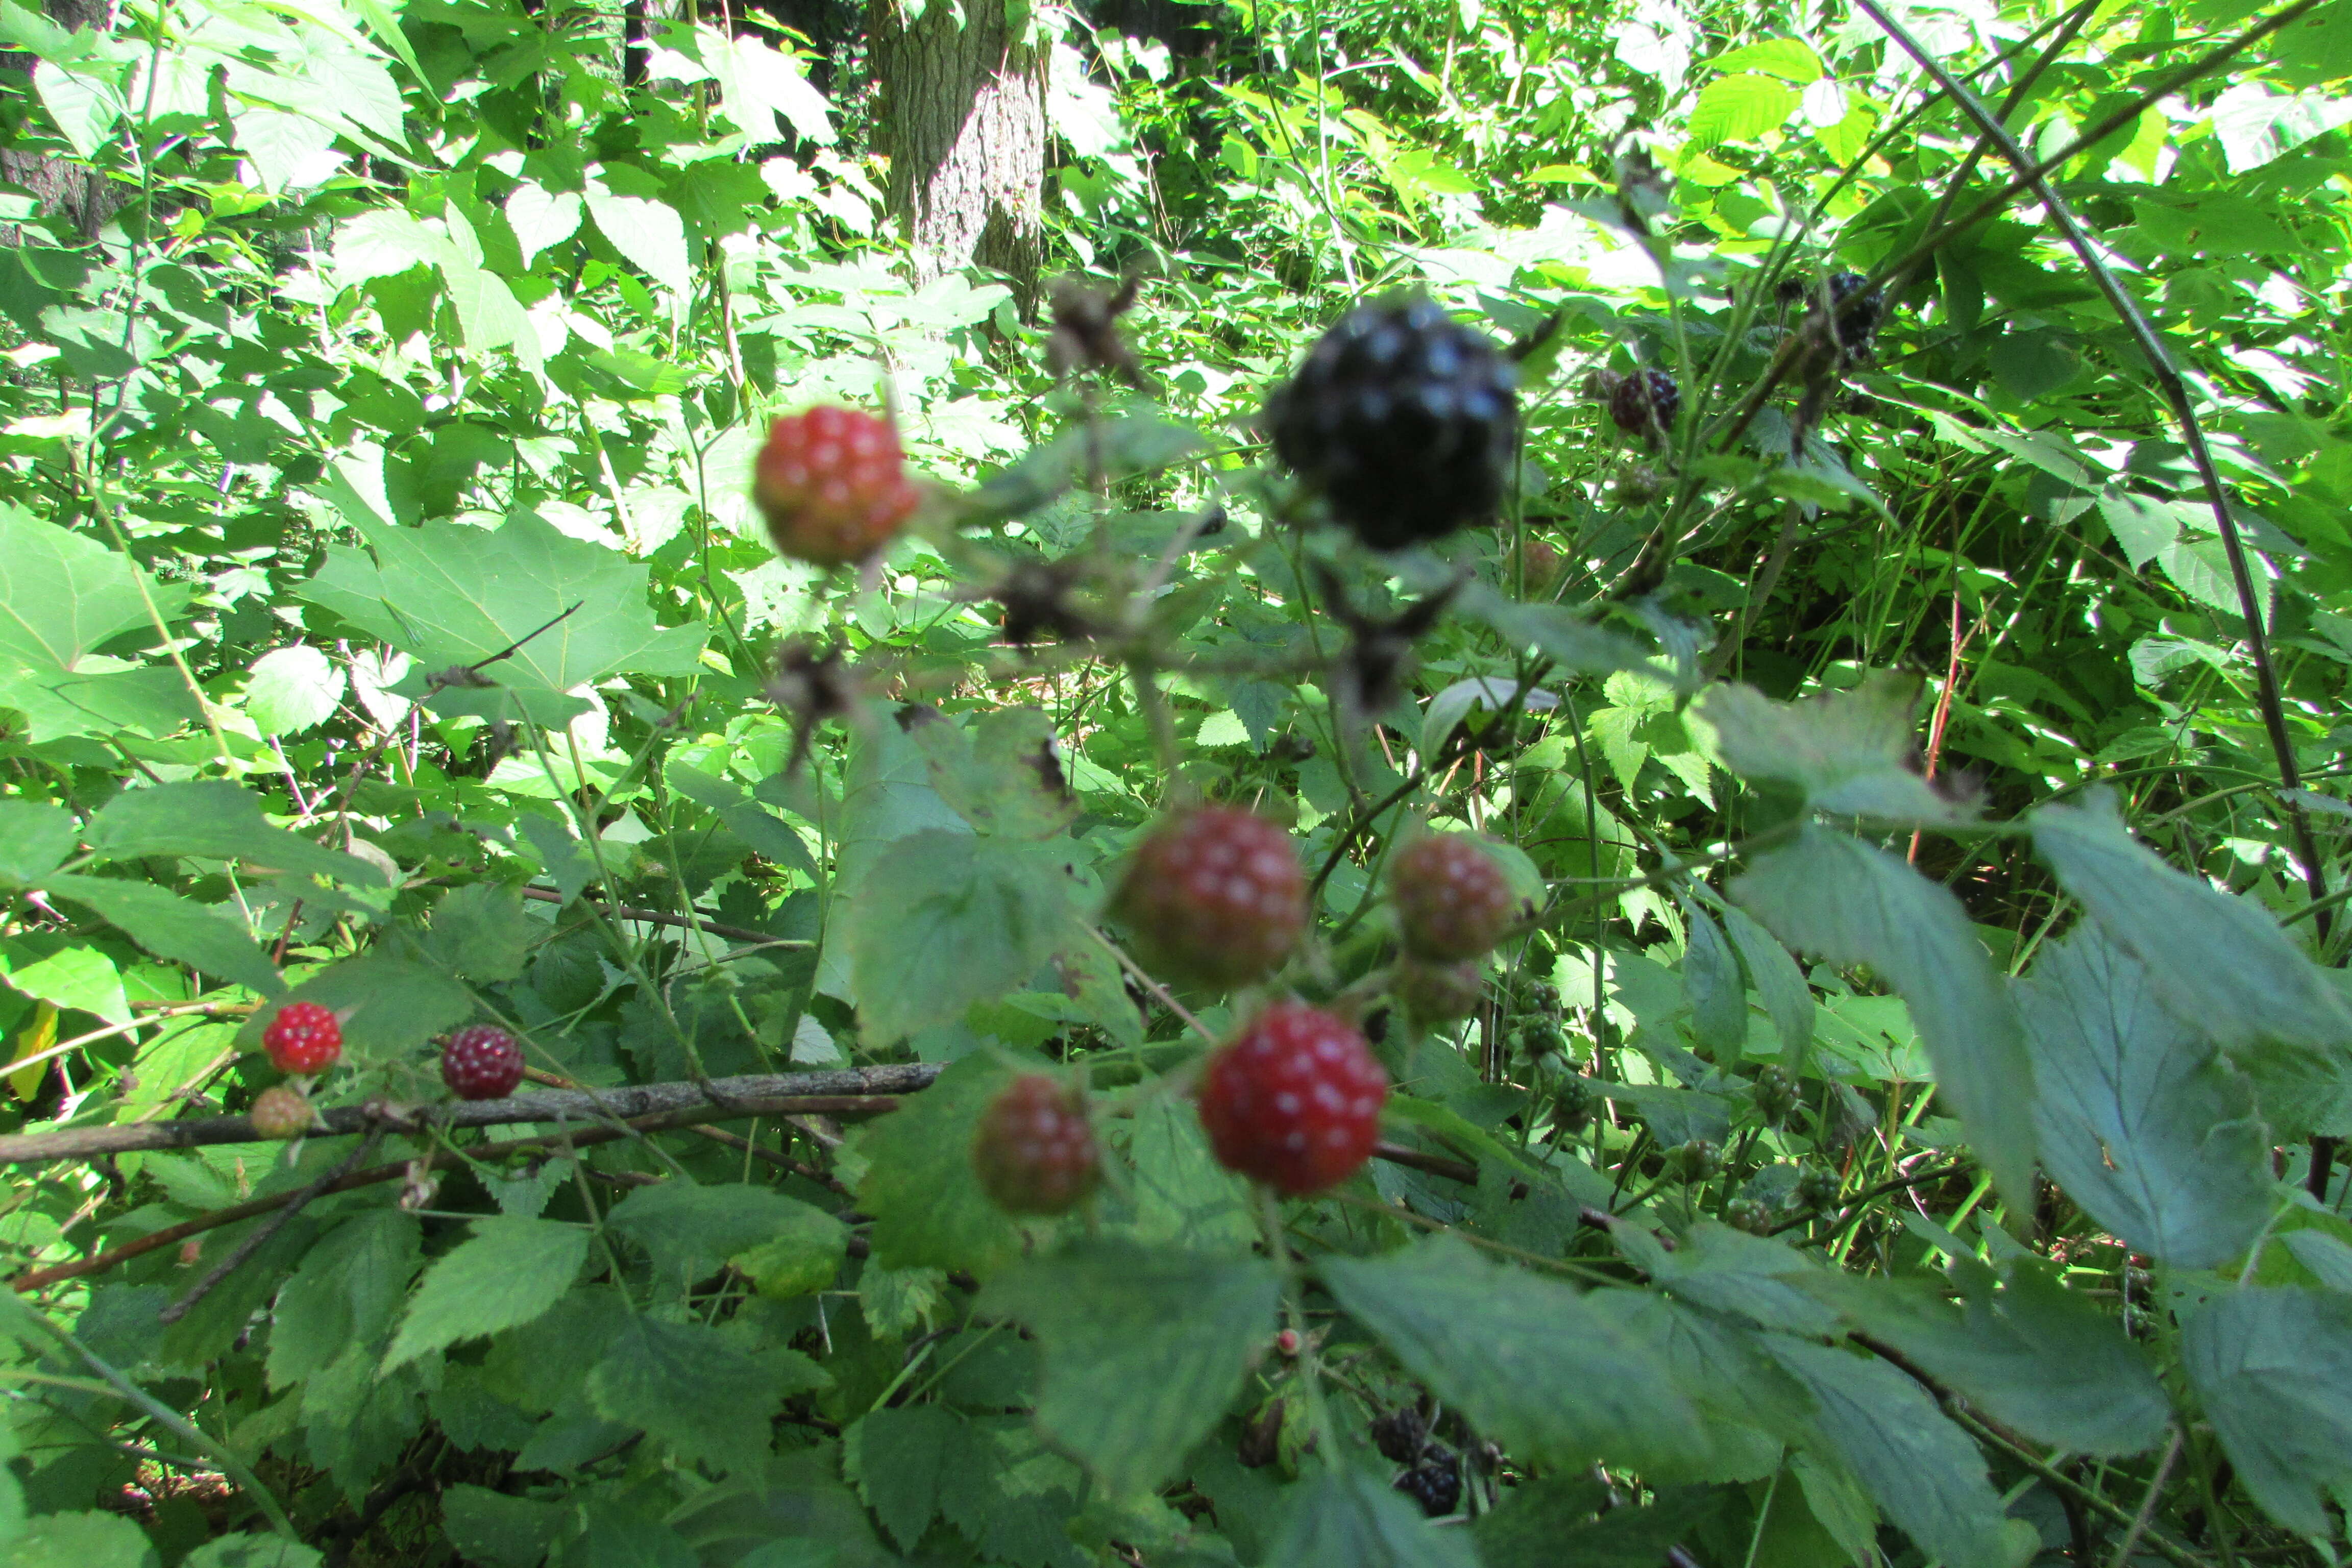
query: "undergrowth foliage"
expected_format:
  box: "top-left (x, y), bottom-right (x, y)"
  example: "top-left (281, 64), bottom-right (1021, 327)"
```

top-left (1, 0), bottom-right (2350, 1565)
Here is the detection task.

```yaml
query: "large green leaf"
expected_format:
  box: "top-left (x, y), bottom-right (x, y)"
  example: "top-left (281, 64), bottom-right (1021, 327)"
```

top-left (2019, 930), bottom-right (2271, 1268)
top-left (384, 1216), bottom-right (590, 1370)
top-left (586, 1314), bottom-right (826, 1476)
top-left (2182, 1285), bottom-right (2352, 1536)
top-left (2, 1510), bottom-right (159, 1568)
top-left (975, 1240), bottom-right (1278, 1494)
top-left (2029, 795), bottom-right (2352, 1053)
top-left (605, 1182), bottom-right (843, 1292)
top-left (1686, 73), bottom-right (1801, 151)
top-left (1321, 1236), bottom-right (1707, 1474)
top-left (0, 502), bottom-right (192, 741)
top-left (842, 830), bottom-right (1075, 1046)
top-left (83, 781), bottom-right (383, 886)
top-left (296, 512), bottom-right (705, 723)
top-left (43, 874), bottom-right (283, 995)
top-left (1765, 1338), bottom-right (2035, 1568)
top-left (1720, 902), bottom-right (1815, 1058)
top-left (1270, 1467), bottom-right (1481, 1568)
top-left (1732, 826), bottom-right (2036, 1209)
top-left (1699, 673), bottom-right (1959, 821)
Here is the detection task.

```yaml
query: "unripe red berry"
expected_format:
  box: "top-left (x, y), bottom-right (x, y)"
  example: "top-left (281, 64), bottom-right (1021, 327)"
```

top-left (1197, 1002), bottom-right (1387, 1195)
top-left (753, 406), bottom-right (920, 567)
top-left (1112, 807), bottom-right (1306, 989)
top-left (249, 1085), bottom-right (313, 1140)
top-left (1274, 1328), bottom-right (1301, 1357)
top-left (1515, 537), bottom-right (1564, 597)
top-left (971, 1075), bottom-right (1099, 1215)
top-left (1388, 834), bottom-right (1517, 962)
top-left (262, 1001), bottom-right (341, 1075)
top-left (440, 1025), bottom-right (526, 1101)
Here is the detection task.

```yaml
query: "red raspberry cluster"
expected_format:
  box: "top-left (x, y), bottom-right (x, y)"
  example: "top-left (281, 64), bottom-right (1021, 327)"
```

top-left (753, 406), bottom-right (920, 567)
top-left (1197, 1001), bottom-right (1388, 1195)
top-left (1388, 834), bottom-right (1517, 961)
top-left (1113, 807), bottom-right (1306, 989)
top-left (261, 1001), bottom-right (341, 1075)
top-left (971, 1074), bottom-right (1099, 1216)
top-left (440, 1025), bottom-right (526, 1101)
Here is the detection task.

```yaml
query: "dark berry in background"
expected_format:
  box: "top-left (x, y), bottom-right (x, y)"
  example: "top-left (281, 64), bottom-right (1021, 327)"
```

top-left (1266, 295), bottom-right (1518, 551)
top-left (972, 1074), bottom-right (1100, 1215)
top-left (442, 1024), bottom-right (525, 1101)
top-left (1607, 368), bottom-right (1680, 438)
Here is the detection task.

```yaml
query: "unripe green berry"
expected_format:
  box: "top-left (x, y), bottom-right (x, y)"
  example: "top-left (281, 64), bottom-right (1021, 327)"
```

top-left (1725, 1197), bottom-right (1773, 1235)
top-left (1752, 1064), bottom-right (1798, 1125)
top-left (1668, 1138), bottom-right (1722, 1182)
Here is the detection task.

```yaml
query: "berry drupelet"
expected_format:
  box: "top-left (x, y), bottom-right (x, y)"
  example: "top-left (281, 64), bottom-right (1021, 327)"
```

top-left (1266, 295), bottom-right (1519, 551)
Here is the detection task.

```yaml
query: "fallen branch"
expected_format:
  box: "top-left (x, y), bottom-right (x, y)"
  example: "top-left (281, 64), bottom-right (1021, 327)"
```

top-left (0, 1064), bottom-right (944, 1166)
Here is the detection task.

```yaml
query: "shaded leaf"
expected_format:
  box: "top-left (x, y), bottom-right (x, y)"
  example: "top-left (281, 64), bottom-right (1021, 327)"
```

top-left (2182, 1285), bottom-right (2352, 1536)
top-left (385, 1217), bottom-right (589, 1370)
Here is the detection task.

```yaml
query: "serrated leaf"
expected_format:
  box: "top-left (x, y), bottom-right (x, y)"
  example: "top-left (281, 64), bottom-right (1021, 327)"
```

top-left (1125, 1096), bottom-right (1257, 1251)
top-left (2182, 1285), bottom-right (2352, 1535)
top-left (1709, 37), bottom-right (1823, 81)
top-left (83, 780), bottom-right (383, 885)
top-left (0, 800), bottom-right (75, 888)
top-left (1679, 899), bottom-right (1747, 1054)
top-left (2029, 794), bottom-right (2352, 1053)
top-left (855, 1054), bottom-right (1022, 1277)
top-left (244, 644), bottom-right (346, 737)
top-left (914, 707), bottom-right (1079, 840)
top-left (1732, 826), bottom-right (2036, 1209)
top-left (440, 1486), bottom-right (562, 1568)
top-left (270, 1209), bottom-right (421, 1390)
top-left (2019, 929), bottom-right (2271, 1268)
top-left (263, 953), bottom-right (474, 1064)
top-left (842, 830), bottom-right (1072, 1045)
top-left (584, 186), bottom-right (691, 294)
top-left (1271, 1467), bottom-right (1481, 1568)
top-left (585, 1314), bottom-right (825, 1475)
top-left (296, 511), bottom-right (706, 723)
top-left (1687, 74), bottom-right (1799, 151)
top-left (1698, 673), bottom-right (1959, 821)
top-left (1720, 902), bottom-right (1814, 1058)
top-left (3, 1510), bottom-right (157, 1568)
top-left (1322, 1236), bottom-right (1706, 1473)
top-left (0, 500), bottom-right (191, 741)
top-left (420, 882), bottom-right (534, 983)
top-left (850, 1404), bottom-right (960, 1550)
top-left (1831, 1265), bottom-right (2169, 1457)
top-left (1765, 1338), bottom-right (2030, 1568)
top-left (505, 186), bottom-right (581, 268)
top-left (605, 1181), bottom-right (842, 1292)
top-left (43, 875), bottom-right (283, 994)
top-left (976, 1240), bottom-right (1279, 1494)
top-left (384, 1216), bottom-right (589, 1370)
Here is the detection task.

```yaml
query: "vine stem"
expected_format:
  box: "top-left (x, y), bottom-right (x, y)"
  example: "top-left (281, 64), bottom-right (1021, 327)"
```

top-left (2108, 1429), bottom-right (2186, 1568)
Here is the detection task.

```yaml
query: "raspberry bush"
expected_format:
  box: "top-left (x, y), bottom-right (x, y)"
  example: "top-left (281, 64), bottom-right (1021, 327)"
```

top-left (0, 5), bottom-right (2347, 1567)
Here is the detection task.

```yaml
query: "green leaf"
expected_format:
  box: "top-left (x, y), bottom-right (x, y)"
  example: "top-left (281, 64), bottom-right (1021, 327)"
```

top-left (270, 1210), bottom-right (422, 1389)
top-left (0, 500), bottom-right (191, 741)
top-left (1732, 826), bottom-right (2036, 1210)
top-left (1698, 673), bottom-right (1959, 821)
top-left (854, 1054), bottom-right (1022, 1277)
top-left (2029, 794), bottom-right (2351, 1054)
top-left (505, 186), bottom-right (581, 268)
top-left (384, 1216), bottom-right (590, 1370)
top-left (441, 1485), bottom-right (564, 1568)
top-left (297, 512), bottom-right (706, 722)
top-left (1720, 902), bottom-right (1815, 1059)
top-left (586, 1314), bottom-right (826, 1476)
top-left (730, 1206), bottom-right (850, 1300)
top-left (914, 707), bottom-right (1080, 840)
top-left (843, 830), bottom-right (1073, 1046)
top-left (0, 800), bottom-right (74, 887)
top-left (1708, 37), bottom-right (1823, 81)
top-left (604, 1181), bottom-right (843, 1292)
top-left (1687, 74), bottom-right (1800, 151)
top-left (1321, 1236), bottom-right (1706, 1474)
top-left (1270, 1467), bottom-right (1481, 1568)
top-left (178, 1536), bottom-right (322, 1568)
top-left (849, 1404), bottom-right (961, 1550)
top-left (421, 883), bottom-right (535, 983)
top-left (1125, 1095), bottom-right (1257, 1252)
top-left (2, 1510), bottom-right (158, 1568)
top-left (2182, 1285), bottom-right (2352, 1536)
top-left (265, 953), bottom-right (475, 1065)
top-left (1679, 899), bottom-right (1747, 1054)
top-left (2019, 930), bottom-right (2271, 1268)
top-left (584, 185), bottom-right (692, 294)
top-left (1831, 1264), bottom-right (2169, 1457)
top-left (242, 644), bottom-right (347, 737)
top-left (1764, 1338), bottom-right (2032, 1568)
top-left (83, 780), bottom-right (382, 886)
top-left (43, 875), bottom-right (283, 994)
top-left (975, 1240), bottom-right (1279, 1494)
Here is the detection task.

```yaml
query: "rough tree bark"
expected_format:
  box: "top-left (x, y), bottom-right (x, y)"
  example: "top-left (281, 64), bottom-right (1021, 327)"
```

top-left (866, 0), bottom-right (1045, 296)
top-left (0, 0), bottom-right (123, 243)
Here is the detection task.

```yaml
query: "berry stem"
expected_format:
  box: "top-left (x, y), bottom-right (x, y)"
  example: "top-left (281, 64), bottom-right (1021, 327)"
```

top-left (1255, 1186), bottom-right (1340, 1460)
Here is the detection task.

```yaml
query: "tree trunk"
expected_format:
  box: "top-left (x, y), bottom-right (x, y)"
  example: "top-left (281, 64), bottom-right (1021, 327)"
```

top-left (0, 0), bottom-right (123, 243)
top-left (867, 0), bottom-right (1045, 297)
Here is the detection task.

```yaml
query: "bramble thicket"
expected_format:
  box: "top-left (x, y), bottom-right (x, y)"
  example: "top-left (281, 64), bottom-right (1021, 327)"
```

top-left (1, 0), bottom-right (2351, 1564)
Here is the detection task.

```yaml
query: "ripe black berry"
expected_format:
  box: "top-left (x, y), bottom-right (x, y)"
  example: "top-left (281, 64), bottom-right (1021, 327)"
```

top-left (1371, 1407), bottom-right (1427, 1463)
top-left (1395, 1459), bottom-right (1461, 1517)
top-left (1266, 295), bottom-right (1518, 550)
top-left (1826, 271), bottom-right (1884, 345)
top-left (1607, 369), bottom-right (1680, 438)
